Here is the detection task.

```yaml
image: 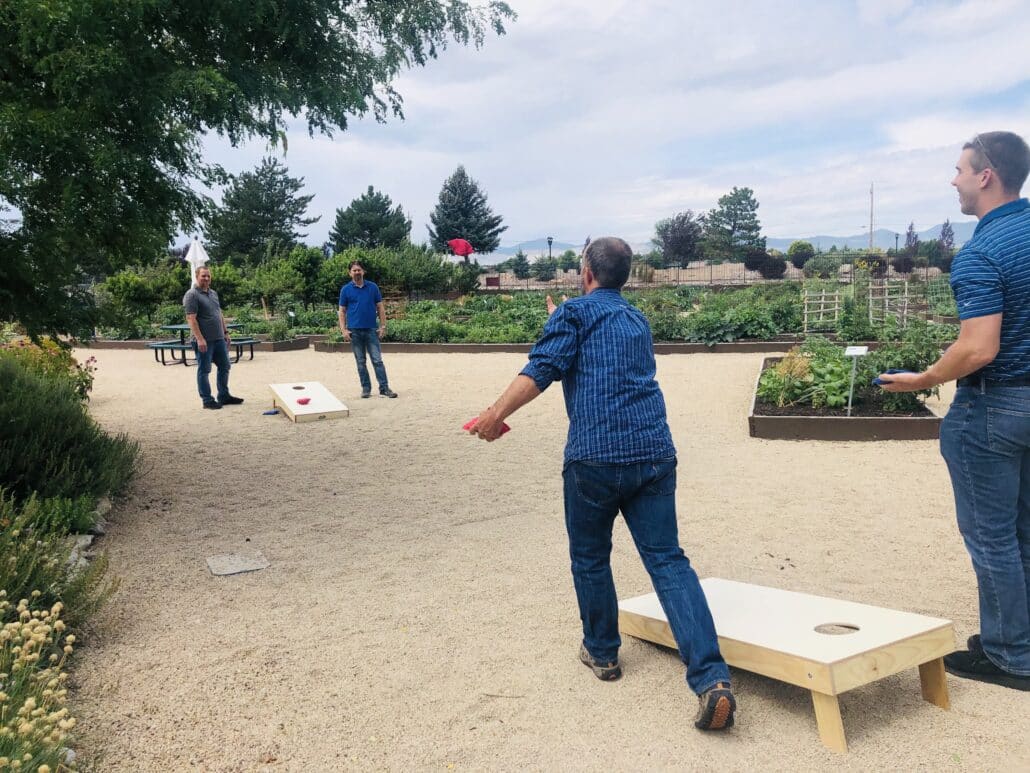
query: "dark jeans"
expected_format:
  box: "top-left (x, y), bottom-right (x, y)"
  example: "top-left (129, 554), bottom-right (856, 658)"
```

top-left (192, 338), bottom-right (231, 404)
top-left (349, 329), bottom-right (390, 393)
top-left (940, 385), bottom-right (1030, 675)
top-left (562, 457), bottom-right (730, 694)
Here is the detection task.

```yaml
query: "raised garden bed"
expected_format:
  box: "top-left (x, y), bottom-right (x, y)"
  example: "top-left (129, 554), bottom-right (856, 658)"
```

top-left (749, 357), bottom-right (942, 441)
top-left (255, 336), bottom-right (310, 352)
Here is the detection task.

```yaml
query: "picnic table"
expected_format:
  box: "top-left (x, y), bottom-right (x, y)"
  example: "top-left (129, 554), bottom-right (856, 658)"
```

top-left (148, 323), bottom-right (258, 366)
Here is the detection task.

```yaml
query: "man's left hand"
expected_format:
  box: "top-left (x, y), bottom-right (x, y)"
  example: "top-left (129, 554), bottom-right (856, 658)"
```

top-left (877, 371), bottom-right (931, 392)
top-left (378, 325), bottom-right (386, 338)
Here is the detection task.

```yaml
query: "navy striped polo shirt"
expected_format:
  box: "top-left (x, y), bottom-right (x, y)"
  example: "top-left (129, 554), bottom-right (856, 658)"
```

top-left (950, 198), bottom-right (1030, 380)
top-left (520, 289), bottom-right (676, 466)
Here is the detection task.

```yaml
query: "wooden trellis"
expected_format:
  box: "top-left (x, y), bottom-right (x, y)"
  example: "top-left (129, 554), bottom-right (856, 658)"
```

top-left (803, 288), bottom-right (842, 332)
top-left (868, 280), bottom-right (912, 326)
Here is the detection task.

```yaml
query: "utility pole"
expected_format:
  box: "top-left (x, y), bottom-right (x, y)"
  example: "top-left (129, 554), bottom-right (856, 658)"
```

top-left (869, 182), bottom-right (874, 251)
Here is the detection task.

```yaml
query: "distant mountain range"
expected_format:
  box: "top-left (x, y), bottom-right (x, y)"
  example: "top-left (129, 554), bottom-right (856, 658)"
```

top-left (487, 222), bottom-right (977, 261)
top-left (764, 221), bottom-right (977, 253)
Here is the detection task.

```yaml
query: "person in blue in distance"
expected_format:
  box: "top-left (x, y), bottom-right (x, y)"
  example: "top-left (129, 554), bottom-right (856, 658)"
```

top-left (338, 261), bottom-right (397, 399)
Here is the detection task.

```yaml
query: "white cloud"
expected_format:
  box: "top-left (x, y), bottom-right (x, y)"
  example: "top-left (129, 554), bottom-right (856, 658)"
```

top-left (200, 1), bottom-right (1030, 249)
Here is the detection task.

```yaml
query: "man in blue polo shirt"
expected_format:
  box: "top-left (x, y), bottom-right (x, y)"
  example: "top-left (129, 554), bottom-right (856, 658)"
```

top-left (338, 260), bottom-right (397, 399)
top-left (879, 131), bottom-right (1030, 691)
top-left (469, 237), bottom-right (736, 730)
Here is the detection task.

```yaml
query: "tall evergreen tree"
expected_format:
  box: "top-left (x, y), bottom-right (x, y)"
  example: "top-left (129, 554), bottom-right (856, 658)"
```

top-left (427, 166), bottom-right (507, 258)
top-left (904, 221), bottom-right (920, 257)
top-left (330, 186), bottom-right (411, 252)
top-left (205, 158), bottom-right (318, 266)
top-left (702, 187), bottom-right (765, 262)
top-left (939, 219), bottom-right (955, 254)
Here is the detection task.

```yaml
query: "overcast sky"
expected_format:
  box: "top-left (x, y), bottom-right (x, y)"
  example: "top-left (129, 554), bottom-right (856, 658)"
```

top-left (202, 0), bottom-right (1030, 251)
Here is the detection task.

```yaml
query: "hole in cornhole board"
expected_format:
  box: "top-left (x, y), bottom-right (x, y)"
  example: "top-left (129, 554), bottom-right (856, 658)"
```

top-left (292, 385), bottom-right (306, 390)
top-left (814, 623), bottom-right (861, 635)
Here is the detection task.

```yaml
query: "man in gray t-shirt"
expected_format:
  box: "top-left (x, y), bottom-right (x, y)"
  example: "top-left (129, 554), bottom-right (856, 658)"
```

top-left (183, 266), bottom-right (244, 409)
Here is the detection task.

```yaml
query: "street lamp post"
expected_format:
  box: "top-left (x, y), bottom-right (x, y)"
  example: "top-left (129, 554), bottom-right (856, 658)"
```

top-left (547, 236), bottom-right (553, 259)
top-left (894, 233), bottom-right (899, 255)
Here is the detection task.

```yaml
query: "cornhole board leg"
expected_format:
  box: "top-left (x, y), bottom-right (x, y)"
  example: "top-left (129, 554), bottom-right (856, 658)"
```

top-left (811, 691), bottom-right (846, 753)
top-left (618, 578), bottom-right (955, 753)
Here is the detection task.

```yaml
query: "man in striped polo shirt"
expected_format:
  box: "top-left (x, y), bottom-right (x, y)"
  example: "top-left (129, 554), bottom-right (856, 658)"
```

top-left (469, 237), bottom-right (736, 730)
top-left (879, 131), bottom-right (1030, 691)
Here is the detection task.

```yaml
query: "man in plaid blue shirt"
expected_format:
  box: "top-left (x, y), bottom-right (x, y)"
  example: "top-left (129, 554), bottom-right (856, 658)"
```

top-left (470, 237), bottom-right (735, 730)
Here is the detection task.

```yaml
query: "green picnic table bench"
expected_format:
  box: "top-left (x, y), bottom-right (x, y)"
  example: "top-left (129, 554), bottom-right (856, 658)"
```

top-left (148, 337), bottom-right (259, 366)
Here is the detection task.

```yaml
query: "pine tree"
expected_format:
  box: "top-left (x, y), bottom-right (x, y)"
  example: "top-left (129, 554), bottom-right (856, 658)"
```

top-left (205, 157), bottom-right (318, 266)
top-left (329, 186), bottom-right (411, 252)
top-left (427, 166), bottom-right (507, 258)
top-left (701, 187), bottom-right (765, 262)
top-left (509, 250), bottom-right (531, 279)
top-left (904, 221), bottom-right (920, 257)
top-left (939, 219), bottom-right (955, 254)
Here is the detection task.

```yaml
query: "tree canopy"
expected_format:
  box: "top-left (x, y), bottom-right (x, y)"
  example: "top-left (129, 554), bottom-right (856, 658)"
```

top-left (204, 158), bottom-right (318, 266)
top-left (427, 166), bottom-right (507, 257)
top-left (0, 0), bottom-right (515, 337)
top-left (787, 240), bottom-right (815, 269)
top-left (653, 210), bottom-right (704, 266)
top-left (329, 186), bottom-right (412, 252)
top-left (702, 187), bottom-right (765, 262)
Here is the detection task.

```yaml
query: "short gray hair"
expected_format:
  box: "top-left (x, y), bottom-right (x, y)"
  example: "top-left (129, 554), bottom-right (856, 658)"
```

top-left (583, 237), bottom-right (633, 288)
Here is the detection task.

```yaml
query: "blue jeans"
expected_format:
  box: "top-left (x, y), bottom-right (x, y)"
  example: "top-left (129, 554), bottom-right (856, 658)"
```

top-left (349, 329), bottom-right (390, 393)
top-left (940, 385), bottom-right (1030, 675)
top-left (562, 458), bottom-right (730, 694)
top-left (192, 339), bottom-right (231, 404)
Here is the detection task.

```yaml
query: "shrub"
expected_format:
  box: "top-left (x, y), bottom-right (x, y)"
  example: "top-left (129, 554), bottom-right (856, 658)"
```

top-left (0, 358), bottom-right (139, 503)
top-left (759, 255), bottom-right (787, 279)
top-left (788, 241), bottom-right (816, 269)
top-left (743, 248), bottom-right (768, 272)
top-left (267, 319), bottom-right (293, 342)
top-left (725, 305), bottom-right (778, 339)
top-left (803, 254), bottom-right (843, 279)
top-left (891, 254), bottom-right (915, 274)
top-left (1, 339), bottom-right (97, 400)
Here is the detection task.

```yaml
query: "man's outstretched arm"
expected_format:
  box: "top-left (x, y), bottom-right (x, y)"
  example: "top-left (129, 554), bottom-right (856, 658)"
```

top-left (470, 375), bottom-right (541, 441)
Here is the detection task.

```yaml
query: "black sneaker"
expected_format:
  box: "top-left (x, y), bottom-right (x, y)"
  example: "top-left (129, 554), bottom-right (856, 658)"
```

top-left (203, 401), bottom-right (222, 410)
top-left (361, 390), bottom-right (372, 399)
top-left (219, 395), bottom-right (244, 405)
top-left (944, 649), bottom-right (1030, 691)
top-left (578, 642), bottom-right (621, 681)
top-left (380, 389), bottom-right (398, 398)
top-left (694, 682), bottom-right (736, 730)
top-left (967, 634), bottom-right (982, 654)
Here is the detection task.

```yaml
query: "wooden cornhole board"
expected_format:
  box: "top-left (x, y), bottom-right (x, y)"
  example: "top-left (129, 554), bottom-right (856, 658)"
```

top-left (618, 578), bottom-right (955, 753)
top-left (269, 381), bottom-right (349, 423)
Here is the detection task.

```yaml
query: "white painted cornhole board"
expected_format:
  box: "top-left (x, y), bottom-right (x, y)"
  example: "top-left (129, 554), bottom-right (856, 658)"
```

top-left (618, 578), bottom-right (954, 753)
top-left (269, 381), bottom-right (349, 423)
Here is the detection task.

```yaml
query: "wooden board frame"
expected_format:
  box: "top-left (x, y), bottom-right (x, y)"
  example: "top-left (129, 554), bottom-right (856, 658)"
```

top-left (618, 579), bottom-right (954, 753)
top-left (269, 381), bottom-right (349, 423)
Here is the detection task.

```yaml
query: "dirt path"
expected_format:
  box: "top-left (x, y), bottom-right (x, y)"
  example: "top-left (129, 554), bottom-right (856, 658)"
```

top-left (72, 347), bottom-right (1028, 771)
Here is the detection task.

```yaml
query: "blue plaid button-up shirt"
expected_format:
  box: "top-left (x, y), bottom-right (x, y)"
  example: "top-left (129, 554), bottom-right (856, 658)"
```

top-left (520, 288), bottom-right (675, 466)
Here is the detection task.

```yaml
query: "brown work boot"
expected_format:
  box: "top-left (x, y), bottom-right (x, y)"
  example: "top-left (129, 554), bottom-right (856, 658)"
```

top-left (578, 642), bottom-right (622, 681)
top-left (694, 682), bottom-right (736, 730)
